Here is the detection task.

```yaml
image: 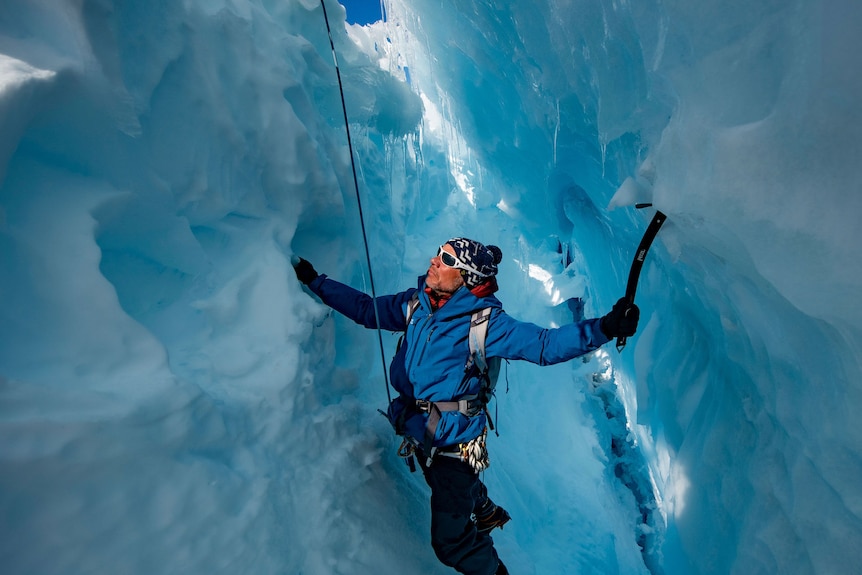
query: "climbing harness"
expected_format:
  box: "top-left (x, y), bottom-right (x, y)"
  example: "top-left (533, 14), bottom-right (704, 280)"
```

top-left (617, 205), bottom-right (667, 352)
top-left (319, 0), bottom-right (392, 402)
top-left (397, 427), bottom-right (490, 474)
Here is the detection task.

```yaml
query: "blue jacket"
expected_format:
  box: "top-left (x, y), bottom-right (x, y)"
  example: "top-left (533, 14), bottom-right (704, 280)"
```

top-left (309, 274), bottom-right (610, 447)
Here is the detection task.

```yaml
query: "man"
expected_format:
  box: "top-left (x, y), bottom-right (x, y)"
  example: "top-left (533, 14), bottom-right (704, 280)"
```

top-left (293, 238), bottom-right (639, 575)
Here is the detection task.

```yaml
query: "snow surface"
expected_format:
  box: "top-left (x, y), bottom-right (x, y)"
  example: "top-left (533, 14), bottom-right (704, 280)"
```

top-left (1, 1), bottom-right (861, 574)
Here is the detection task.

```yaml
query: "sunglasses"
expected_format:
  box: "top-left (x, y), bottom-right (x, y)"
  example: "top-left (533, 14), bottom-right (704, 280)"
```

top-left (436, 246), bottom-right (489, 277)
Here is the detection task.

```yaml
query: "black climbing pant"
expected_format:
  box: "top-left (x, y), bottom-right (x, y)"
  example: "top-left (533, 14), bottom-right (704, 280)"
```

top-left (419, 454), bottom-right (500, 575)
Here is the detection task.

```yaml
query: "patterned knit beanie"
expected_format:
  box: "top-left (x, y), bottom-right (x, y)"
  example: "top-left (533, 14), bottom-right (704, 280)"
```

top-left (447, 237), bottom-right (503, 288)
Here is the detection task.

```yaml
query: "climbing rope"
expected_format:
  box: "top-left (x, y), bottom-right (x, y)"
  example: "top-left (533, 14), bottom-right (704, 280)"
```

top-left (319, 0), bottom-right (393, 403)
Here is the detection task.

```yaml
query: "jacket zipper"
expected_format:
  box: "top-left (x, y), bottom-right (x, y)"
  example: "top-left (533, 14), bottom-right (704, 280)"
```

top-left (406, 313), bottom-right (430, 369)
top-left (415, 326), bottom-right (435, 366)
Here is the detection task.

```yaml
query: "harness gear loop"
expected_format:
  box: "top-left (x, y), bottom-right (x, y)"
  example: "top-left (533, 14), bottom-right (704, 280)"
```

top-left (397, 437), bottom-right (417, 472)
top-left (397, 438), bottom-right (415, 458)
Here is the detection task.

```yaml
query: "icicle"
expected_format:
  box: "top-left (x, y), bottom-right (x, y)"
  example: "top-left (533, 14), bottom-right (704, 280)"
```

top-left (553, 98), bottom-right (560, 165)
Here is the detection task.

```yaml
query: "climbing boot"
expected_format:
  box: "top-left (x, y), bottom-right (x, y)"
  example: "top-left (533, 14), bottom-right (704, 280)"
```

top-left (475, 501), bottom-right (511, 534)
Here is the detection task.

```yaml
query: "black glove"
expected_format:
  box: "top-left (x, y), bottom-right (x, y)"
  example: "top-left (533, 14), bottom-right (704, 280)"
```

top-left (600, 297), bottom-right (640, 338)
top-left (292, 257), bottom-right (319, 285)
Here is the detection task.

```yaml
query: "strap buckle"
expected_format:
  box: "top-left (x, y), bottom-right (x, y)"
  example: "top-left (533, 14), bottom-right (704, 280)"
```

top-left (458, 395), bottom-right (483, 417)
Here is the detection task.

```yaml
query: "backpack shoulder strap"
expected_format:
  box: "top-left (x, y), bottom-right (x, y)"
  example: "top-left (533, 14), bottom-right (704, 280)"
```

top-left (396, 292), bottom-right (421, 355)
top-left (405, 291), bottom-right (421, 327)
top-left (468, 307), bottom-right (493, 373)
top-left (467, 307), bottom-right (502, 430)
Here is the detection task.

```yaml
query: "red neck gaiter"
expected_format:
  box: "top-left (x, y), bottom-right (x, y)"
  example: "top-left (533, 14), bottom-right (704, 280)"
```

top-left (425, 277), bottom-right (498, 311)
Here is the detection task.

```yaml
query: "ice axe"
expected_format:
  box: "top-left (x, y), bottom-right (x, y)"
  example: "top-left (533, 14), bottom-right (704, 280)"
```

top-left (617, 204), bottom-right (666, 352)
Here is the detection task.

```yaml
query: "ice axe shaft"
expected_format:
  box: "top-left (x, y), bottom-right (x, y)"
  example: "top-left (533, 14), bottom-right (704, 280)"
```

top-left (617, 208), bottom-right (666, 352)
